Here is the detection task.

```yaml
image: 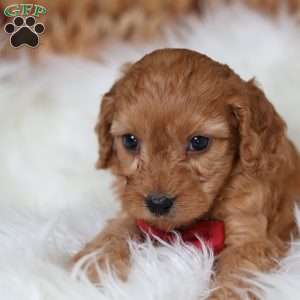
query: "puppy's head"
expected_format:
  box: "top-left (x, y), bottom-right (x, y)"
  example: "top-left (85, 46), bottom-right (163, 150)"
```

top-left (95, 49), bottom-right (287, 230)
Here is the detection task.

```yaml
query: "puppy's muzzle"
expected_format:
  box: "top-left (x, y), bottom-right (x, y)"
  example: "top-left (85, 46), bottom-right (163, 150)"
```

top-left (145, 193), bottom-right (175, 216)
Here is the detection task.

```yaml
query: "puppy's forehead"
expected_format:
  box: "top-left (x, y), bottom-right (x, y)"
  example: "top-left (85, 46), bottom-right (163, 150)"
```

top-left (113, 96), bottom-right (229, 138)
top-left (112, 49), bottom-right (237, 138)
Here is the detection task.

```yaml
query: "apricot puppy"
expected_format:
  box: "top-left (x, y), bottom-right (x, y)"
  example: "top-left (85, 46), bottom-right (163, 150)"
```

top-left (72, 49), bottom-right (300, 299)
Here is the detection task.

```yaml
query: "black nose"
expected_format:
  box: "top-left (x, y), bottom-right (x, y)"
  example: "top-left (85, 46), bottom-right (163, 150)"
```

top-left (145, 193), bottom-right (174, 216)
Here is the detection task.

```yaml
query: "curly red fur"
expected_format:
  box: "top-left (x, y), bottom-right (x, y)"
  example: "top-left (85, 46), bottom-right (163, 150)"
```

top-left (72, 49), bottom-right (300, 299)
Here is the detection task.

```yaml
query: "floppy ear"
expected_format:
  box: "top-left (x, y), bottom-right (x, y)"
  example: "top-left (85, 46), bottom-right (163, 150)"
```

top-left (95, 63), bottom-right (134, 169)
top-left (229, 80), bottom-right (289, 176)
top-left (95, 91), bottom-right (115, 169)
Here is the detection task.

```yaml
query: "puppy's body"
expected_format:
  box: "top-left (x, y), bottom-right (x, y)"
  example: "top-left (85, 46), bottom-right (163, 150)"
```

top-left (73, 49), bottom-right (300, 299)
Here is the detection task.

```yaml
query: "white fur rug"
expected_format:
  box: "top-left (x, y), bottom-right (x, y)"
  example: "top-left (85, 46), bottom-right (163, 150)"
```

top-left (1, 4), bottom-right (300, 300)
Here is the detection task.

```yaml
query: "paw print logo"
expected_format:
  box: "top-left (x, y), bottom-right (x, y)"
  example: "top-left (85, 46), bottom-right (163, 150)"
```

top-left (4, 16), bottom-right (45, 48)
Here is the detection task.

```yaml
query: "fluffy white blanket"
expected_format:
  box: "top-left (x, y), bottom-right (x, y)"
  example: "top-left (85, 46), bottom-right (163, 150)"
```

top-left (1, 4), bottom-right (300, 300)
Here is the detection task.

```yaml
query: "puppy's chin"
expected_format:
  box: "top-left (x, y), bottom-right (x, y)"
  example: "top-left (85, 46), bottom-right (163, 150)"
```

top-left (143, 217), bottom-right (178, 232)
top-left (147, 218), bottom-right (188, 232)
top-left (138, 210), bottom-right (210, 232)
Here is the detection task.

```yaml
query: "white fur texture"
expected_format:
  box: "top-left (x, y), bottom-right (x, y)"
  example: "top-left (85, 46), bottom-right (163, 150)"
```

top-left (0, 4), bottom-right (300, 300)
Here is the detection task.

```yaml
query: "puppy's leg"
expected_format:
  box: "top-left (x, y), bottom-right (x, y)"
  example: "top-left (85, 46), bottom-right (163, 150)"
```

top-left (208, 214), bottom-right (287, 300)
top-left (71, 213), bottom-right (139, 283)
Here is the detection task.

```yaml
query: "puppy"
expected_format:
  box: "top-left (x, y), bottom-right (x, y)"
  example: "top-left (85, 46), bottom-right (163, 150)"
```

top-left (72, 49), bottom-right (300, 299)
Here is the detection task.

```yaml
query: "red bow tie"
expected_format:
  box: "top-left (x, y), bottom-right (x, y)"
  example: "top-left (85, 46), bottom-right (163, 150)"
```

top-left (136, 219), bottom-right (225, 255)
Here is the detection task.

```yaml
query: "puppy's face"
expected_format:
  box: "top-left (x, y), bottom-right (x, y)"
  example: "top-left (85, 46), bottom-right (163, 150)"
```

top-left (96, 49), bottom-right (285, 230)
top-left (110, 92), bottom-right (236, 230)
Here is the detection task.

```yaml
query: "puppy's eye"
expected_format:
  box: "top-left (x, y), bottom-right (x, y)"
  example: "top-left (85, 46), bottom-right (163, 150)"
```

top-left (188, 136), bottom-right (210, 152)
top-left (122, 134), bottom-right (139, 152)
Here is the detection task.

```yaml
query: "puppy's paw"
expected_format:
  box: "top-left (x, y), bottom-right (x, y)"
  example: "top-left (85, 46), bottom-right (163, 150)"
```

top-left (208, 287), bottom-right (240, 300)
top-left (208, 288), bottom-right (256, 300)
top-left (71, 236), bottom-right (130, 283)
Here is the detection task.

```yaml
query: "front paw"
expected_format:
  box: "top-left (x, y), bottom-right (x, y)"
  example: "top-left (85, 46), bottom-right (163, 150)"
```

top-left (208, 288), bottom-right (256, 300)
top-left (208, 287), bottom-right (241, 300)
top-left (71, 237), bottom-right (130, 283)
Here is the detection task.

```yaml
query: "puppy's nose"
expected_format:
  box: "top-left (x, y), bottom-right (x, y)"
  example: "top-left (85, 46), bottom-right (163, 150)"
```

top-left (145, 193), bottom-right (174, 216)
